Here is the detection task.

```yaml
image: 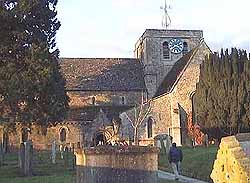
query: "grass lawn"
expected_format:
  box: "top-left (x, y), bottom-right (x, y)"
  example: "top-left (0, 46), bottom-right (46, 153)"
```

top-left (0, 145), bottom-right (218, 183)
top-left (0, 150), bottom-right (175, 183)
top-left (158, 145), bottom-right (218, 182)
top-left (0, 151), bottom-right (75, 183)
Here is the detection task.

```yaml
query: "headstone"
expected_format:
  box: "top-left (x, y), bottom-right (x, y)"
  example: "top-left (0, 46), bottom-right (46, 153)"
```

top-left (51, 140), bottom-right (56, 164)
top-left (64, 146), bottom-right (69, 168)
top-left (59, 144), bottom-right (64, 159)
top-left (0, 142), bottom-right (3, 166)
top-left (204, 134), bottom-right (209, 147)
top-left (72, 144), bottom-right (76, 170)
top-left (154, 134), bottom-right (172, 155)
top-left (72, 154), bottom-right (76, 170)
top-left (24, 141), bottom-right (33, 176)
top-left (19, 143), bottom-right (25, 170)
top-left (3, 133), bottom-right (8, 153)
top-left (19, 141), bottom-right (33, 176)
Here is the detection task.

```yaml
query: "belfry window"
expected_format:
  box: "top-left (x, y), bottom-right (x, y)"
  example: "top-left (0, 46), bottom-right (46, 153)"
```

top-left (163, 41), bottom-right (170, 59)
top-left (183, 42), bottom-right (188, 55)
top-left (121, 96), bottom-right (126, 105)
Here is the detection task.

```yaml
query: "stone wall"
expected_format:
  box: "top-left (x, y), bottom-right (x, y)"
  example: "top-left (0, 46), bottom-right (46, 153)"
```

top-left (121, 41), bottom-right (210, 146)
top-left (75, 146), bottom-right (159, 183)
top-left (0, 90), bottom-right (145, 150)
top-left (211, 133), bottom-right (250, 183)
top-left (169, 41), bottom-right (210, 145)
top-left (0, 123), bottom-right (82, 150)
top-left (68, 91), bottom-right (144, 108)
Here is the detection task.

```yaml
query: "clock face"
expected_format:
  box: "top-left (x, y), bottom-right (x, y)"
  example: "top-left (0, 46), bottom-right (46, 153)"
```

top-left (169, 39), bottom-right (184, 54)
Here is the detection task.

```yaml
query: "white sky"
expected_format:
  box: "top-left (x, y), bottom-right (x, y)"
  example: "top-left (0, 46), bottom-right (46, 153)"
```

top-left (56, 0), bottom-right (250, 58)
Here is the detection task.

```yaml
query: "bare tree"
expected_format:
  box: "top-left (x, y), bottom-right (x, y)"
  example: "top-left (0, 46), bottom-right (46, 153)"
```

top-left (123, 94), bottom-right (152, 145)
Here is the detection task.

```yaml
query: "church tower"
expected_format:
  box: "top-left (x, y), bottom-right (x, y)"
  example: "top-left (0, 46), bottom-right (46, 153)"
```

top-left (134, 29), bottom-right (204, 98)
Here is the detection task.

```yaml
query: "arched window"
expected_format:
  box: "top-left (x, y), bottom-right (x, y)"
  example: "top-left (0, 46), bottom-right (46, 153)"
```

top-left (183, 42), bottom-right (188, 55)
top-left (92, 96), bottom-right (96, 105)
top-left (147, 117), bottom-right (153, 138)
top-left (60, 128), bottom-right (66, 142)
top-left (163, 41), bottom-right (170, 59)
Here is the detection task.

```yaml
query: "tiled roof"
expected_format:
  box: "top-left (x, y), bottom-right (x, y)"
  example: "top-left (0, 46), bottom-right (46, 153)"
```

top-left (154, 48), bottom-right (197, 97)
top-left (60, 58), bottom-right (146, 91)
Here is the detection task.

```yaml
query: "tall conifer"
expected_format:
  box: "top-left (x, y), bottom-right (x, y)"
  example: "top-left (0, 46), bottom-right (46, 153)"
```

top-left (0, 0), bottom-right (69, 128)
top-left (194, 48), bottom-right (250, 136)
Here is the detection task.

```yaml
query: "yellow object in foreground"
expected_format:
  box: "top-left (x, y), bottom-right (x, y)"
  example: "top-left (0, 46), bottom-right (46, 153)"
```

top-left (211, 134), bottom-right (250, 183)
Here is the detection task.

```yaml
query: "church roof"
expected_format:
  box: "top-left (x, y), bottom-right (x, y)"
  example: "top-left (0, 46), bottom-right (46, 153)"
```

top-left (154, 48), bottom-right (198, 97)
top-left (60, 58), bottom-right (146, 91)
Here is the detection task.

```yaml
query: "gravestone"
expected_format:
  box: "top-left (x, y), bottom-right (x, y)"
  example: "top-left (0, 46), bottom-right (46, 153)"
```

top-left (19, 143), bottom-right (25, 170)
top-left (59, 144), bottom-right (64, 159)
top-left (51, 140), bottom-right (56, 164)
top-left (154, 134), bottom-right (172, 155)
top-left (19, 141), bottom-right (33, 176)
top-left (64, 146), bottom-right (69, 168)
top-left (0, 142), bottom-right (3, 166)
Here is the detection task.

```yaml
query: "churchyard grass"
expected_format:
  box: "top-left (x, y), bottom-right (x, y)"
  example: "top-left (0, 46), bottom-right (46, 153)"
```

top-left (0, 150), bottom-right (176, 183)
top-left (158, 145), bottom-right (218, 181)
top-left (0, 150), bottom-right (75, 183)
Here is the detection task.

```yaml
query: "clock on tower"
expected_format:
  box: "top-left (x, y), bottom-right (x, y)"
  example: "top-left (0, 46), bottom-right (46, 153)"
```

top-left (168, 38), bottom-right (184, 54)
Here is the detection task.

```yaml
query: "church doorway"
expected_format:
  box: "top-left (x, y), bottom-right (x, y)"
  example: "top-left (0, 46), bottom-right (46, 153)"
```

top-left (94, 131), bottom-right (106, 146)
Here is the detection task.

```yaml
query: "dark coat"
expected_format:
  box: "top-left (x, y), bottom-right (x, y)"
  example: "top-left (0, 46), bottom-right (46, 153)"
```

top-left (168, 146), bottom-right (183, 163)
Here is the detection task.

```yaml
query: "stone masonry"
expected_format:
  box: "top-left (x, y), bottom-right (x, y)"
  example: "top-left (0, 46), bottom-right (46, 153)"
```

top-left (0, 28), bottom-right (211, 149)
top-left (134, 29), bottom-right (203, 98)
top-left (211, 133), bottom-right (250, 183)
top-left (121, 38), bottom-right (211, 146)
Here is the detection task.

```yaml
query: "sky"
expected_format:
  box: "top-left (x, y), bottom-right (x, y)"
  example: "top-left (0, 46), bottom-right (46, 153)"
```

top-left (56, 0), bottom-right (250, 58)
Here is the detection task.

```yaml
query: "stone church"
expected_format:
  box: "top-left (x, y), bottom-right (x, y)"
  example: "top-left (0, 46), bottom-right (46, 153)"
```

top-left (0, 29), bottom-right (211, 150)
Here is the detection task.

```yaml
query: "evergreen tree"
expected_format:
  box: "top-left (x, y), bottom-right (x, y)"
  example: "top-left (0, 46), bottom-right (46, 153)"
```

top-left (194, 48), bottom-right (250, 137)
top-left (0, 0), bottom-right (69, 129)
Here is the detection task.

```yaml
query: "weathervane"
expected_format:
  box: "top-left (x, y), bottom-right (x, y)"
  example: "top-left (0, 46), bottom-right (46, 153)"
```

top-left (160, 0), bottom-right (172, 29)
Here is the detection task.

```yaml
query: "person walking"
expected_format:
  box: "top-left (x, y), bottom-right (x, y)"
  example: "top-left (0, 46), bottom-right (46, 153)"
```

top-left (168, 142), bottom-right (183, 180)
